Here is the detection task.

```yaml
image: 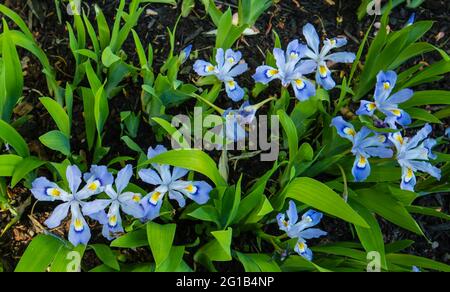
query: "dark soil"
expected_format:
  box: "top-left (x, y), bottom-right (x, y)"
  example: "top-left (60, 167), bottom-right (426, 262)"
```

top-left (0, 0), bottom-right (448, 272)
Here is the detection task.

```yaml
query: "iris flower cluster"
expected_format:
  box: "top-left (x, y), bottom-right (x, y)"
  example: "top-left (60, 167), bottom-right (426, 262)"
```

top-left (277, 201), bottom-right (327, 261)
top-left (332, 71), bottom-right (442, 190)
top-left (31, 145), bottom-right (212, 246)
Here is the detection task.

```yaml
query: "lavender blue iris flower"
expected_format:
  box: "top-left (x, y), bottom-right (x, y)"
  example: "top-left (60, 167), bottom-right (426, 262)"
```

top-left (223, 101), bottom-right (257, 142)
top-left (277, 200), bottom-right (327, 261)
top-left (389, 124), bottom-right (441, 191)
top-left (356, 71), bottom-right (413, 128)
top-left (138, 145), bottom-right (213, 221)
top-left (194, 48), bottom-right (248, 102)
top-left (302, 23), bottom-right (356, 90)
top-left (82, 165), bottom-right (145, 240)
top-left (180, 44), bottom-right (192, 64)
top-left (406, 13), bottom-right (416, 27)
top-left (331, 116), bottom-right (394, 182)
top-left (31, 165), bottom-right (112, 246)
top-left (253, 40), bottom-right (317, 101)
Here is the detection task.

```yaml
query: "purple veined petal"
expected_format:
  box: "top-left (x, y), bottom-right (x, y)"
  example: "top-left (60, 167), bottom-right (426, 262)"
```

top-left (31, 177), bottom-right (67, 202)
top-left (291, 78), bottom-right (316, 102)
top-left (228, 63), bottom-right (248, 78)
top-left (315, 64), bottom-right (336, 90)
top-left (138, 168), bottom-right (163, 185)
top-left (324, 52), bottom-right (355, 63)
top-left (294, 59), bottom-right (317, 75)
top-left (68, 203), bottom-right (91, 246)
top-left (44, 202), bottom-right (71, 228)
top-left (298, 228), bottom-right (327, 240)
top-left (193, 60), bottom-right (216, 76)
top-left (303, 23), bottom-right (320, 55)
top-left (168, 189), bottom-right (186, 208)
top-left (273, 48), bottom-right (287, 70)
top-left (82, 199), bottom-right (111, 216)
top-left (356, 100), bottom-right (377, 116)
top-left (215, 48), bottom-right (225, 68)
top-left (66, 165), bottom-right (82, 194)
top-left (331, 116), bottom-right (357, 142)
top-left (387, 89), bottom-right (414, 104)
top-left (225, 79), bottom-right (245, 102)
top-left (115, 164), bottom-right (133, 194)
top-left (400, 166), bottom-right (417, 191)
top-left (352, 154), bottom-right (371, 182)
top-left (286, 200), bottom-right (298, 224)
top-left (253, 65), bottom-right (280, 84)
top-left (374, 70), bottom-right (398, 103)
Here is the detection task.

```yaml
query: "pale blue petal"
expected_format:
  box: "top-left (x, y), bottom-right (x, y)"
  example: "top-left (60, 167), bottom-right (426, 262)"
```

top-left (228, 63), bottom-right (248, 77)
top-left (277, 213), bottom-right (289, 233)
top-left (294, 59), bottom-right (317, 75)
top-left (83, 165), bottom-right (114, 187)
top-left (253, 65), bottom-right (279, 84)
top-left (325, 52), bottom-right (355, 63)
top-left (408, 124), bottom-right (432, 149)
top-left (356, 100), bottom-right (377, 116)
top-left (115, 164), bottom-right (133, 194)
top-left (400, 167), bottom-right (417, 192)
top-left (331, 116), bottom-right (356, 142)
top-left (352, 154), bottom-right (371, 182)
top-left (44, 202), bottom-right (70, 228)
top-left (273, 48), bottom-right (286, 70)
top-left (68, 204), bottom-right (91, 246)
top-left (409, 161), bottom-right (441, 180)
top-left (193, 60), bottom-right (216, 76)
top-left (82, 199), bottom-right (111, 216)
top-left (423, 139), bottom-right (437, 160)
top-left (365, 146), bottom-right (394, 159)
top-left (315, 66), bottom-right (336, 90)
top-left (286, 40), bottom-right (307, 62)
top-left (303, 23), bottom-right (320, 54)
top-left (169, 190), bottom-right (186, 208)
top-left (66, 165), bottom-right (82, 194)
top-left (291, 78), bottom-right (316, 101)
top-left (225, 80), bottom-right (245, 102)
top-left (375, 71), bottom-right (397, 102)
top-left (138, 168), bottom-right (162, 185)
top-left (185, 181), bottom-right (212, 205)
top-left (388, 89), bottom-right (413, 104)
top-left (216, 48), bottom-right (225, 67)
top-left (298, 228), bottom-right (327, 239)
top-left (287, 200), bottom-right (298, 224)
top-left (31, 177), bottom-right (63, 201)
top-left (172, 167), bottom-right (188, 181)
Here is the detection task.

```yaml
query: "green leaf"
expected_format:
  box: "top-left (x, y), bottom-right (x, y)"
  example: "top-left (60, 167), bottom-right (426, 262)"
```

top-left (39, 97), bottom-right (70, 137)
top-left (49, 244), bottom-right (86, 272)
top-left (39, 130), bottom-right (71, 156)
top-left (236, 252), bottom-right (281, 272)
top-left (286, 177), bottom-right (369, 228)
top-left (223, 176), bottom-right (242, 228)
top-left (155, 245), bottom-right (185, 272)
top-left (11, 157), bottom-right (45, 187)
top-left (146, 222), bottom-right (176, 267)
top-left (0, 155), bottom-right (22, 177)
top-left (90, 244), bottom-right (120, 271)
top-left (110, 228), bottom-right (148, 248)
top-left (402, 90), bottom-right (450, 108)
top-left (386, 254), bottom-right (450, 272)
top-left (0, 120), bottom-right (29, 157)
top-left (406, 205), bottom-right (450, 221)
top-left (350, 200), bottom-right (387, 270)
top-left (94, 84), bottom-right (109, 136)
top-left (15, 234), bottom-right (65, 272)
top-left (139, 149), bottom-right (226, 187)
top-left (354, 188), bottom-right (424, 235)
top-left (188, 205), bottom-right (220, 226)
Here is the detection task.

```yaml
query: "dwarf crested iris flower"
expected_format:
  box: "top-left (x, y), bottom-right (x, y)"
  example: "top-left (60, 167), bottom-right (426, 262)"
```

top-left (277, 201), bottom-right (327, 261)
top-left (194, 48), bottom-right (248, 102)
top-left (138, 145), bottom-right (213, 221)
top-left (389, 124), bottom-right (441, 191)
top-left (82, 165), bottom-right (145, 240)
top-left (253, 40), bottom-right (317, 101)
top-left (223, 101), bottom-right (257, 142)
top-left (180, 44), bottom-right (192, 64)
top-left (356, 71), bottom-right (413, 128)
top-left (31, 165), bottom-right (113, 246)
top-left (332, 116), bottom-right (394, 182)
top-left (302, 23), bottom-right (356, 90)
